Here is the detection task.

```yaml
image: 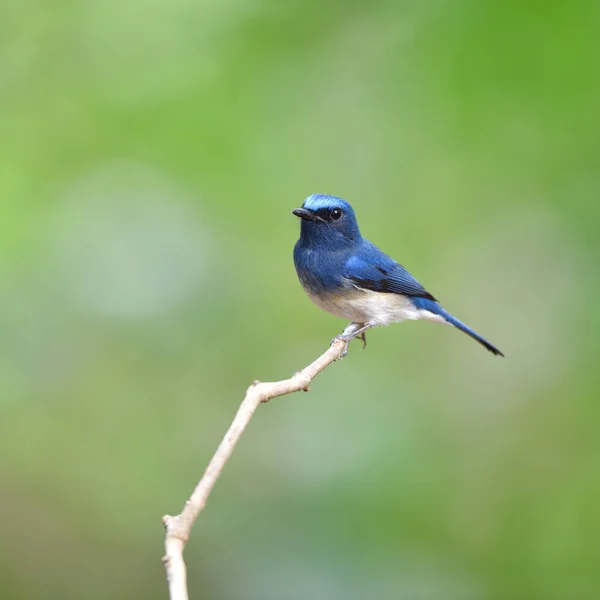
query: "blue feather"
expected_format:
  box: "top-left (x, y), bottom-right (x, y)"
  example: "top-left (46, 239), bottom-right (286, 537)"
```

top-left (345, 240), bottom-right (437, 301)
top-left (292, 194), bottom-right (504, 357)
top-left (412, 297), bottom-right (504, 356)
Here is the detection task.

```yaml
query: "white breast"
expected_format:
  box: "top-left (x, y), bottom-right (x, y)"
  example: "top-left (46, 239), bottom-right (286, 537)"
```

top-left (306, 286), bottom-right (446, 326)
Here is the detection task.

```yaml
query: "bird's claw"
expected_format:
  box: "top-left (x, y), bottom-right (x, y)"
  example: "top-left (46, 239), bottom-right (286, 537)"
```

top-left (358, 332), bottom-right (367, 350)
top-left (330, 330), bottom-right (367, 359)
top-left (335, 348), bottom-right (348, 361)
top-left (330, 335), bottom-right (350, 360)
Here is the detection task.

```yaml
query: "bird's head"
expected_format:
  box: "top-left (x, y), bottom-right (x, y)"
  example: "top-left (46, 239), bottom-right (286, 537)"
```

top-left (292, 194), bottom-right (361, 248)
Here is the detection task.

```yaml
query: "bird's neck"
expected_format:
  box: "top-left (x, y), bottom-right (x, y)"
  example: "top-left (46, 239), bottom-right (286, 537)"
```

top-left (299, 223), bottom-right (361, 252)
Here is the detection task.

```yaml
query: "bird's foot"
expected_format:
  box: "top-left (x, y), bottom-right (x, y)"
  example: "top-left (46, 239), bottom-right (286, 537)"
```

top-left (358, 332), bottom-right (367, 349)
top-left (330, 323), bottom-right (369, 359)
top-left (330, 335), bottom-right (351, 360)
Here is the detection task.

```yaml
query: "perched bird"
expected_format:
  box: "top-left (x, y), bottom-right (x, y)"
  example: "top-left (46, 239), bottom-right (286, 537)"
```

top-left (292, 194), bottom-right (503, 357)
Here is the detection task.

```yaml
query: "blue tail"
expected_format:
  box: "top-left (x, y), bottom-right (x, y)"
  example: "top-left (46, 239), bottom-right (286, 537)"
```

top-left (412, 297), bottom-right (504, 357)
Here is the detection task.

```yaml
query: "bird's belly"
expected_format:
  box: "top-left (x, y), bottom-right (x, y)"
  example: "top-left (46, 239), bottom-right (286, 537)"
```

top-left (306, 288), bottom-right (422, 325)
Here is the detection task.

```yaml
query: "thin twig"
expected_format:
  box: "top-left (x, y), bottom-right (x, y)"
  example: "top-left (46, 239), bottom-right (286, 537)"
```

top-left (162, 337), bottom-right (349, 600)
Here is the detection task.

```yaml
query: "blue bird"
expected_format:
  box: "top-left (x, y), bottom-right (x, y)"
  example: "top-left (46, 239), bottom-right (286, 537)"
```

top-left (292, 194), bottom-right (504, 357)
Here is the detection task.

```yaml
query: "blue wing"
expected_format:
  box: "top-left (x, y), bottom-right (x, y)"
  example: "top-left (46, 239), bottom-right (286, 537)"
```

top-left (344, 241), bottom-right (437, 301)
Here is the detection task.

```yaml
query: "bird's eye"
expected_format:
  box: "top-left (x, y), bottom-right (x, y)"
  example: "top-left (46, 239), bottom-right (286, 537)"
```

top-left (330, 208), bottom-right (343, 220)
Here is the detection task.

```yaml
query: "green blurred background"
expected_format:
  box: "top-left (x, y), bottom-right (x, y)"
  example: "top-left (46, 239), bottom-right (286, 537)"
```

top-left (2, 1), bottom-right (600, 598)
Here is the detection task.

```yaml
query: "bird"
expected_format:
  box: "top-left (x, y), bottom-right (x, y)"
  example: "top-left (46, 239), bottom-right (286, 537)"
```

top-left (292, 194), bottom-right (504, 357)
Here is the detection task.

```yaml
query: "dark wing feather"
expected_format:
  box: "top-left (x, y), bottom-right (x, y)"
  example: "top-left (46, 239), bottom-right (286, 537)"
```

top-left (344, 242), bottom-right (437, 301)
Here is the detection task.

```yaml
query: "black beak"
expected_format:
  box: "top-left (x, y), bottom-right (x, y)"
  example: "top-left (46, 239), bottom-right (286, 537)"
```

top-left (292, 208), bottom-right (324, 222)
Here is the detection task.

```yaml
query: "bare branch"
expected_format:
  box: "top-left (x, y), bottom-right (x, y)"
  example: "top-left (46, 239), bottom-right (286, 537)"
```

top-left (162, 337), bottom-right (349, 600)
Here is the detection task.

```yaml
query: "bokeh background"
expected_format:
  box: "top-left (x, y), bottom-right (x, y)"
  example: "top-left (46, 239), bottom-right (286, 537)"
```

top-left (2, 1), bottom-right (600, 598)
